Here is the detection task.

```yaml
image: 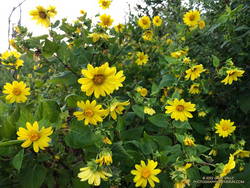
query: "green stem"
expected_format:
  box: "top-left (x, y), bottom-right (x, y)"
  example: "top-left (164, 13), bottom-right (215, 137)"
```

top-left (0, 140), bottom-right (23, 147)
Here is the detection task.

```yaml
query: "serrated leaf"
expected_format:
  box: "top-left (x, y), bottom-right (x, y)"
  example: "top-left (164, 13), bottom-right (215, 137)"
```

top-left (148, 114), bottom-right (169, 128)
top-left (12, 149), bottom-right (24, 172)
top-left (212, 55), bottom-right (220, 67)
top-left (132, 105), bottom-right (144, 119)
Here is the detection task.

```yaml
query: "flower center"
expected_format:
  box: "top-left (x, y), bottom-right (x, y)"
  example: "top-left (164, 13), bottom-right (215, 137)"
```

top-left (141, 168), bottom-right (151, 178)
top-left (142, 20), bottom-right (148, 25)
top-left (39, 11), bottom-right (47, 19)
top-left (102, 2), bottom-right (108, 6)
top-left (228, 72), bottom-right (236, 76)
top-left (29, 132), bottom-right (40, 141)
top-left (12, 87), bottom-right (22, 96)
top-left (222, 125), bottom-right (229, 131)
top-left (176, 105), bottom-right (184, 112)
top-left (84, 109), bottom-right (94, 117)
top-left (189, 15), bottom-right (195, 21)
top-left (93, 74), bottom-right (105, 85)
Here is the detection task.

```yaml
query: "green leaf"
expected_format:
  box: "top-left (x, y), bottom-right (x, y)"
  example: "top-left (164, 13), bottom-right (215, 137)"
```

top-left (159, 75), bottom-right (176, 88)
top-left (49, 71), bottom-right (78, 86)
top-left (196, 144), bottom-right (210, 153)
top-left (199, 166), bottom-right (211, 174)
top-left (64, 120), bottom-right (100, 148)
top-left (152, 136), bottom-right (172, 151)
top-left (212, 55), bottom-right (220, 67)
top-left (151, 83), bottom-right (161, 96)
top-left (132, 105), bottom-right (144, 119)
top-left (239, 94), bottom-right (250, 114)
top-left (65, 94), bottom-right (86, 108)
top-left (41, 100), bottom-right (61, 123)
top-left (121, 127), bottom-right (144, 141)
top-left (42, 39), bottom-right (59, 56)
top-left (172, 120), bottom-right (192, 129)
top-left (12, 149), bottom-right (24, 172)
top-left (148, 114), bottom-right (169, 128)
top-left (20, 164), bottom-right (47, 188)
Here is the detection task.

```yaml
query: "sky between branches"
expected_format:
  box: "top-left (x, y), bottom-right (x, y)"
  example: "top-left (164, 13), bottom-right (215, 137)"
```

top-left (0, 0), bottom-right (143, 52)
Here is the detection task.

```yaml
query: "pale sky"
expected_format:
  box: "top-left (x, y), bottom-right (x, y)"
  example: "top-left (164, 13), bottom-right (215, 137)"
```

top-left (0, 0), bottom-right (143, 52)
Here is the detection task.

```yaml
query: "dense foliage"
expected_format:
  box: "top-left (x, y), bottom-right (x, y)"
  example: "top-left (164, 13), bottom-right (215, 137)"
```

top-left (0, 0), bottom-right (249, 187)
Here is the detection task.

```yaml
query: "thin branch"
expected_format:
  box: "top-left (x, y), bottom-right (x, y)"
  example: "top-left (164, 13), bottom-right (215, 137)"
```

top-left (8, 0), bottom-right (27, 49)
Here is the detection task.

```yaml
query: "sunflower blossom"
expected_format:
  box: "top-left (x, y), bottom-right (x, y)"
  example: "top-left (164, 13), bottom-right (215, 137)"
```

top-left (185, 64), bottom-right (205, 80)
top-left (98, 14), bottom-right (113, 28)
top-left (221, 69), bottom-right (244, 85)
top-left (198, 20), bottom-right (205, 29)
top-left (131, 160), bottom-right (161, 188)
top-left (138, 16), bottom-right (151, 29)
top-left (78, 63), bottom-right (125, 98)
top-left (74, 100), bottom-right (107, 125)
top-left (189, 83), bottom-right (200, 94)
top-left (135, 52), bottom-right (149, 65)
top-left (109, 100), bottom-right (130, 120)
top-left (183, 136), bottom-right (195, 146)
top-left (114, 23), bottom-right (124, 32)
top-left (142, 30), bottom-right (153, 41)
top-left (29, 5), bottom-right (57, 27)
top-left (3, 81), bottom-right (30, 103)
top-left (98, 0), bottom-right (112, 9)
top-left (144, 107), bottom-right (156, 115)
top-left (165, 99), bottom-right (196, 122)
top-left (88, 33), bottom-right (111, 42)
top-left (183, 10), bottom-right (200, 27)
top-left (215, 119), bottom-right (236, 138)
top-left (96, 150), bottom-right (113, 166)
top-left (1, 50), bottom-right (24, 69)
top-left (17, 121), bottom-right (53, 152)
top-left (153, 16), bottom-right (162, 26)
top-left (136, 87), bottom-right (148, 97)
top-left (78, 160), bottom-right (112, 186)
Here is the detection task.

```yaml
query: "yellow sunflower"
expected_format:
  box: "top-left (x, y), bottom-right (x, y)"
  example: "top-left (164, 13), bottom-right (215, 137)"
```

top-left (153, 16), bottom-right (162, 26)
top-left (131, 160), bottom-right (161, 188)
top-left (171, 51), bottom-right (182, 58)
top-left (102, 137), bottom-right (112, 145)
top-left (183, 57), bottom-right (191, 64)
top-left (221, 69), bottom-right (245, 85)
top-left (30, 6), bottom-right (57, 27)
top-left (78, 63), bottom-right (125, 98)
top-left (1, 50), bottom-right (24, 69)
top-left (189, 83), bottom-right (200, 94)
top-left (136, 87), bottom-right (148, 97)
top-left (144, 107), bottom-right (156, 115)
top-left (135, 52), bottom-right (149, 65)
top-left (88, 33), bottom-right (111, 42)
top-left (109, 100), bottom-right (130, 120)
top-left (114, 23), bottom-right (125, 32)
top-left (96, 150), bottom-right (113, 166)
top-left (183, 10), bottom-right (201, 27)
top-left (185, 64), bottom-right (206, 80)
top-left (183, 136), bottom-right (195, 146)
top-left (142, 30), bottom-right (153, 41)
top-left (233, 149), bottom-right (250, 158)
top-left (17, 121), bottom-right (53, 153)
top-left (78, 160), bottom-right (112, 186)
top-left (73, 100), bottom-right (107, 125)
top-left (165, 99), bottom-right (196, 122)
top-left (215, 119), bottom-right (236, 138)
top-left (220, 154), bottom-right (235, 177)
top-left (3, 81), bottom-right (30, 103)
top-left (98, 14), bottom-right (113, 28)
top-left (98, 0), bottom-right (112, 9)
top-left (198, 20), bottom-right (205, 29)
top-left (138, 16), bottom-right (151, 30)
